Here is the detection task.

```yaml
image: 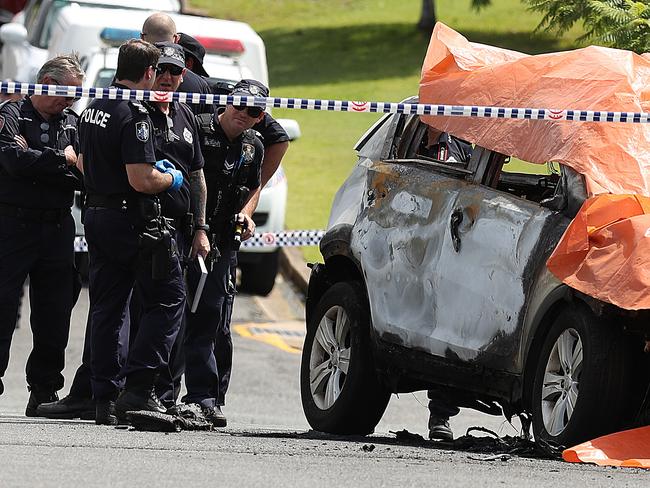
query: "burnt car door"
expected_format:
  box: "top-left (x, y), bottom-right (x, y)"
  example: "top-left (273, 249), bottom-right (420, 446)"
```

top-left (353, 114), bottom-right (476, 356)
top-left (433, 151), bottom-right (573, 373)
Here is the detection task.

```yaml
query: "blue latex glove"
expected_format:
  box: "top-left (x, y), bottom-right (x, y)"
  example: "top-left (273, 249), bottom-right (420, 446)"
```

top-left (166, 168), bottom-right (183, 192)
top-left (154, 158), bottom-right (175, 173)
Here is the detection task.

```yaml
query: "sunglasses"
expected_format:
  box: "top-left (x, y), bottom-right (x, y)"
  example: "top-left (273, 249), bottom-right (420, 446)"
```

top-left (50, 78), bottom-right (80, 102)
top-left (156, 64), bottom-right (184, 77)
top-left (233, 105), bottom-right (264, 118)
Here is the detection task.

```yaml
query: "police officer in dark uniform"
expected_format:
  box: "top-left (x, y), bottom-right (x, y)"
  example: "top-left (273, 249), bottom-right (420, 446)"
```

top-left (78, 39), bottom-right (185, 425)
top-left (182, 79), bottom-right (265, 426)
top-left (37, 42), bottom-right (210, 419)
top-left (134, 41), bottom-right (209, 407)
top-left (0, 54), bottom-right (84, 414)
top-left (140, 13), bottom-right (211, 115)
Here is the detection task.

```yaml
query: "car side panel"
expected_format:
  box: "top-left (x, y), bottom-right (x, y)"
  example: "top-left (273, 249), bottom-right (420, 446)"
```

top-left (432, 185), bottom-right (569, 373)
top-left (351, 160), bottom-right (467, 353)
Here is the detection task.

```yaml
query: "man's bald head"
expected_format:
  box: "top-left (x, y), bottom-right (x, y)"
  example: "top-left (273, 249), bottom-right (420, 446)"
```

top-left (141, 12), bottom-right (179, 43)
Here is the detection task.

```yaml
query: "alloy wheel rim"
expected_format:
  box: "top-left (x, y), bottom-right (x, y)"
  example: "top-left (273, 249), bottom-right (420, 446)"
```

top-left (541, 328), bottom-right (583, 436)
top-left (309, 305), bottom-right (352, 410)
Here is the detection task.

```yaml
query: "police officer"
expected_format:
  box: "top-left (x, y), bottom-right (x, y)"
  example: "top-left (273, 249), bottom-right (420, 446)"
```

top-left (78, 39), bottom-right (185, 425)
top-left (182, 79), bottom-right (265, 426)
top-left (140, 13), bottom-right (211, 115)
top-left (0, 54), bottom-right (84, 414)
top-left (134, 41), bottom-right (210, 407)
top-left (37, 42), bottom-right (210, 419)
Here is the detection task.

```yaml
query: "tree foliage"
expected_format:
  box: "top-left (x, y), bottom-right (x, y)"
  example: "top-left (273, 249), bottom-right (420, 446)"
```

top-left (527, 0), bottom-right (650, 52)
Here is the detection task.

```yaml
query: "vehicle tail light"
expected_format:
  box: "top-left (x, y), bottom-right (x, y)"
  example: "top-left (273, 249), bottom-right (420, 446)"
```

top-left (195, 36), bottom-right (245, 55)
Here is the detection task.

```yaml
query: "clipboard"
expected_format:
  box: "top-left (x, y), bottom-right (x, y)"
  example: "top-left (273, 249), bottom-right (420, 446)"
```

top-left (188, 255), bottom-right (208, 313)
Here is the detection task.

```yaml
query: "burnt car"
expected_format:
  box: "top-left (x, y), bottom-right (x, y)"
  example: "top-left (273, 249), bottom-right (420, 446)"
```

top-left (300, 99), bottom-right (650, 446)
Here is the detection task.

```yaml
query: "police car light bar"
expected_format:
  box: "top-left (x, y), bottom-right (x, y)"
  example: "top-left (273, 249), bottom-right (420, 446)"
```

top-left (100, 27), bottom-right (142, 46)
top-left (195, 36), bottom-right (244, 55)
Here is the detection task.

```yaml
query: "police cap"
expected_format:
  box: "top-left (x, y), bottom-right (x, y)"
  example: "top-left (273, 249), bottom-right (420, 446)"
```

top-left (230, 79), bottom-right (269, 98)
top-left (155, 42), bottom-right (185, 69)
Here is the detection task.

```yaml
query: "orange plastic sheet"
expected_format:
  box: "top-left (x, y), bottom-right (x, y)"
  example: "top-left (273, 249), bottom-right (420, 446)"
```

top-left (419, 23), bottom-right (650, 309)
top-left (547, 195), bottom-right (650, 309)
top-left (563, 425), bottom-right (650, 468)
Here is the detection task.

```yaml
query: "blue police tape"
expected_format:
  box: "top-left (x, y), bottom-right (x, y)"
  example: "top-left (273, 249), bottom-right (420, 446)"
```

top-left (73, 230), bottom-right (326, 252)
top-left (2, 81), bottom-right (650, 124)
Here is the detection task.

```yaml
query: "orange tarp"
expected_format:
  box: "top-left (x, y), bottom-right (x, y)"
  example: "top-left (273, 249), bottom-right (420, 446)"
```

top-left (564, 425), bottom-right (650, 468)
top-left (419, 23), bottom-right (650, 309)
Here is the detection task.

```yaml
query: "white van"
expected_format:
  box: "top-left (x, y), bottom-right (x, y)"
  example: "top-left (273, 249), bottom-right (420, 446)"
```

top-left (0, 0), bottom-right (180, 81)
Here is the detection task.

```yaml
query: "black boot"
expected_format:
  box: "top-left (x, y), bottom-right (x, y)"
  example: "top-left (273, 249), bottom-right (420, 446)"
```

top-left (37, 394), bottom-right (95, 420)
top-left (25, 386), bottom-right (58, 417)
top-left (115, 369), bottom-right (166, 423)
top-left (95, 400), bottom-right (117, 425)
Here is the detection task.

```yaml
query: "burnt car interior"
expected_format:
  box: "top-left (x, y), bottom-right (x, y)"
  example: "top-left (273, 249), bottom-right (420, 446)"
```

top-left (382, 113), bottom-right (588, 220)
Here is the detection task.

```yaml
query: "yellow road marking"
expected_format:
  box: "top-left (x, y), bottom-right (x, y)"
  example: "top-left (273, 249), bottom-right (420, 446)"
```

top-left (233, 321), bottom-right (305, 354)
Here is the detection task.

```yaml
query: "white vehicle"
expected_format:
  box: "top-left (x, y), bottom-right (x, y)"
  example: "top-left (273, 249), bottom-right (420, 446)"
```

top-left (69, 22), bottom-right (297, 294)
top-left (0, 0), bottom-right (180, 81)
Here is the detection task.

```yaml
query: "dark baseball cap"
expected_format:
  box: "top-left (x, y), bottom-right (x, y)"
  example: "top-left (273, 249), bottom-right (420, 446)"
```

top-left (178, 33), bottom-right (209, 78)
top-left (155, 42), bottom-right (185, 69)
top-left (230, 79), bottom-right (269, 98)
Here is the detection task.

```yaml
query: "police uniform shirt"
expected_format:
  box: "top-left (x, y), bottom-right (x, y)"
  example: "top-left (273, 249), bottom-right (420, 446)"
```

top-left (200, 113), bottom-right (263, 234)
top-left (253, 113), bottom-right (289, 148)
top-left (178, 70), bottom-right (212, 116)
top-left (146, 100), bottom-right (204, 218)
top-left (79, 84), bottom-right (156, 196)
top-left (0, 97), bottom-right (81, 208)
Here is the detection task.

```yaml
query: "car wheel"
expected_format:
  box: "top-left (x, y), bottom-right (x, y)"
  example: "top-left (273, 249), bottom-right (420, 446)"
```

top-left (240, 251), bottom-right (279, 296)
top-left (300, 281), bottom-right (390, 435)
top-left (531, 304), bottom-right (633, 446)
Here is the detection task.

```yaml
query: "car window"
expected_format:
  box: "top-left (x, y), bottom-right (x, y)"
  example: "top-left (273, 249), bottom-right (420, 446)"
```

top-left (36, 0), bottom-right (66, 48)
top-left (94, 68), bottom-right (115, 88)
top-left (492, 156), bottom-right (561, 204)
top-left (23, 0), bottom-right (43, 36)
top-left (392, 117), bottom-right (475, 178)
top-left (356, 113), bottom-right (402, 161)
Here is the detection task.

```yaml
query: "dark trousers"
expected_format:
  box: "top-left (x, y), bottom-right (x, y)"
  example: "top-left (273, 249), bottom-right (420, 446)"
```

top-left (67, 229), bottom-right (188, 405)
top-left (182, 248), bottom-right (236, 408)
top-left (129, 229), bottom-right (189, 408)
top-left (0, 212), bottom-right (76, 391)
top-left (67, 310), bottom-right (129, 400)
top-left (427, 388), bottom-right (461, 419)
top-left (85, 208), bottom-right (185, 401)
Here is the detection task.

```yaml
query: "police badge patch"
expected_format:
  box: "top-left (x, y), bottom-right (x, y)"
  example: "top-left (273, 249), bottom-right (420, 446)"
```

top-left (136, 121), bottom-right (150, 142)
top-left (183, 127), bottom-right (193, 144)
top-left (242, 143), bottom-right (255, 163)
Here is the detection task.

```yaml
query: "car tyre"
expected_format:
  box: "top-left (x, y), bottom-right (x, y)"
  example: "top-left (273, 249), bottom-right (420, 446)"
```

top-left (240, 251), bottom-right (279, 296)
top-left (300, 280), bottom-right (390, 435)
top-left (531, 304), bottom-right (634, 446)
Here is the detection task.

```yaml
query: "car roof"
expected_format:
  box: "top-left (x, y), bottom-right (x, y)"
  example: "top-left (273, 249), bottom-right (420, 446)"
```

top-left (61, 0), bottom-right (180, 11)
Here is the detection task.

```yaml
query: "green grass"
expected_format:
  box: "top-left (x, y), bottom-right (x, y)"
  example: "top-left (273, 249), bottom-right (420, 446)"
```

top-left (189, 0), bottom-right (582, 262)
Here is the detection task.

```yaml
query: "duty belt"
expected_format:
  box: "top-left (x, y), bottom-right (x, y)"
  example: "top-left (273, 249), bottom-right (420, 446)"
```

top-left (85, 194), bottom-right (131, 210)
top-left (0, 202), bottom-right (68, 222)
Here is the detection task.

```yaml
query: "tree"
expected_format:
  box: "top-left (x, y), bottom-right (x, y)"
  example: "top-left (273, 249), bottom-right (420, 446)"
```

top-left (527, 0), bottom-right (650, 53)
top-left (419, 0), bottom-right (650, 53)
top-left (417, 0), bottom-right (492, 33)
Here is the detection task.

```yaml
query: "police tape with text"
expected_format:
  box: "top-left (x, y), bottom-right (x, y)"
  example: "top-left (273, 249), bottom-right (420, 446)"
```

top-left (2, 81), bottom-right (650, 123)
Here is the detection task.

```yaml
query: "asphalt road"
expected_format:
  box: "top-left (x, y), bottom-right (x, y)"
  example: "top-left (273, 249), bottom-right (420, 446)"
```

top-left (0, 277), bottom-right (647, 487)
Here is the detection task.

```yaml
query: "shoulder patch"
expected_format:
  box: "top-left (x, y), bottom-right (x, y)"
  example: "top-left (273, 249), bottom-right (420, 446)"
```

top-left (136, 121), bottom-right (150, 142)
top-left (183, 127), bottom-right (193, 144)
top-left (242, 143), bottom-right (255, 164)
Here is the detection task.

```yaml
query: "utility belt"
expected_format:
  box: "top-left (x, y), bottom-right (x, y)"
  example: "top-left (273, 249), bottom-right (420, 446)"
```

top-left (86, 193), bottom-right (176, 280)
top-left (0, 202), bottom-right (69, 223)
